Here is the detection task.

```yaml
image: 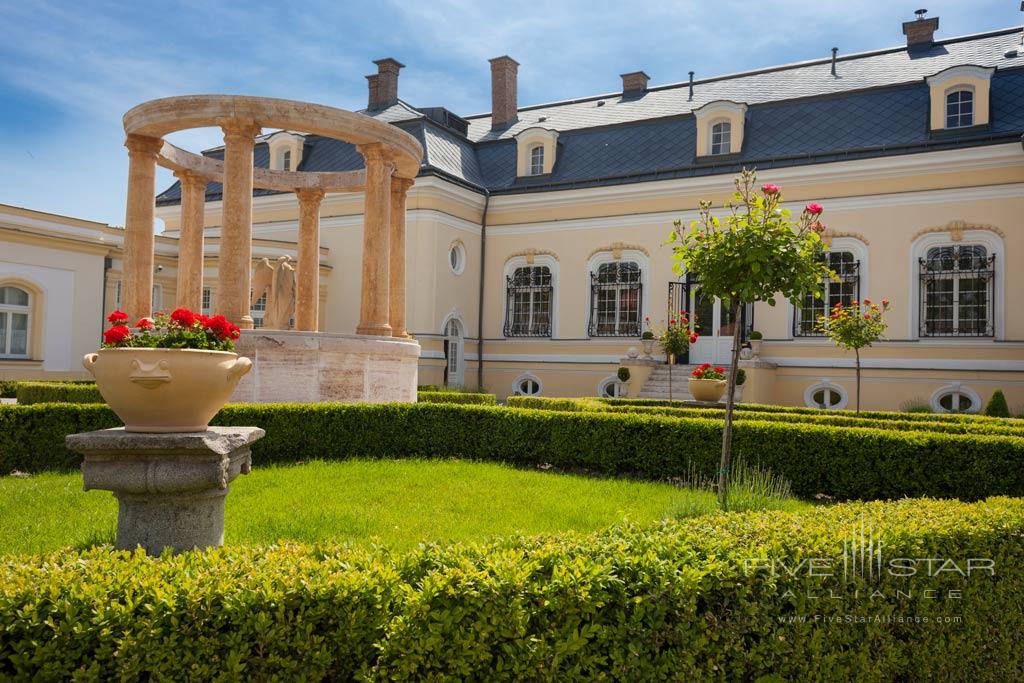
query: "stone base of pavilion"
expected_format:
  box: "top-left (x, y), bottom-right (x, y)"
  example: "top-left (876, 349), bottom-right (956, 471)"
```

top-left (230, 330), bottom-right (420, 404)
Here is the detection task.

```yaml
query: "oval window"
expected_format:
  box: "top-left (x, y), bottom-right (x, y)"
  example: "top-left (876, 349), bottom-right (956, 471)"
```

top-left (449, 243), bottom-right (466, 275)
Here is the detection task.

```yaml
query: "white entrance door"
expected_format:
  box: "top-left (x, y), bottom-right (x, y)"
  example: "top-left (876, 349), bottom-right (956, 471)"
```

top-left (688, 287), bottom-right (740, 365)
top-left (444, 318), bottom-right (464, 388)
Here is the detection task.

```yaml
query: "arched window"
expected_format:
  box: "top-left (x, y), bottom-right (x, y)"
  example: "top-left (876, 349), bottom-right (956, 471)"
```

top-left (0, 285), bottom-right (31, 358)
top-left (513, 373), bottom-right (542, 396)
top-left (505, 264), bottom-right (553, 337)
top-left (589, 261), bottom-right (642, 336)
top-left (919, 244), bottom-right (994, 337)
top-left (794, 251), bottom-right (860, 336)
top-left (443, 317), bottom-right (465, 388)
top-left (710, 121), bottom-right (731, 155)
top-left (529, 145), bottom-right (545, 175)
top-left (945, 89), bottom-right (974, 129)
top-left (280, 150), bottom-right (292, 171)
top-left (598, 376), bottom-right (625, 398)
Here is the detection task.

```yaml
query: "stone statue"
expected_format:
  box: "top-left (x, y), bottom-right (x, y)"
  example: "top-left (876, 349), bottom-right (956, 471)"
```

top-left (251, 256), bottom-right (296, 330)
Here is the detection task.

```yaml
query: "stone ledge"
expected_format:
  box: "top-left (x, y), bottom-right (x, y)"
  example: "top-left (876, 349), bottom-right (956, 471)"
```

top-left (66, 427), bottom-right (265, 457)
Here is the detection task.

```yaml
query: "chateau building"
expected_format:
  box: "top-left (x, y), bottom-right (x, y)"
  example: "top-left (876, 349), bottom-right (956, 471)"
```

top-left (3, 12), bottom-right (1023, 412)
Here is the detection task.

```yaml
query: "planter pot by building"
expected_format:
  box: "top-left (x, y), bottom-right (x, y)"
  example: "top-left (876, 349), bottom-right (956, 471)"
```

top-left (83, 348), bottom-right (252, 433)
top-left (641, 339), bottom-right (655, 359)
top-left (749, 339), bottom-right (763, 358)
top-left (688, 378), bottom-right (727, 402)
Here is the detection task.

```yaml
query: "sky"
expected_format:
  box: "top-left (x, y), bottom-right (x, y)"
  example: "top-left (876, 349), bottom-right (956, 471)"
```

top-left (0, 0), bottom-right (1020, 228)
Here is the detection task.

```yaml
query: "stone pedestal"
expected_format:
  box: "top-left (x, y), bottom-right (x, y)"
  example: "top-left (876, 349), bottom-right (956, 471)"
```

top-left (66, 427), bottom-right (264, 555)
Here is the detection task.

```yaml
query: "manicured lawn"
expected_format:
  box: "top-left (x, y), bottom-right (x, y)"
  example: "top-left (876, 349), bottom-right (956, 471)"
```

top-left (0, 458), bottom-right (809, 555)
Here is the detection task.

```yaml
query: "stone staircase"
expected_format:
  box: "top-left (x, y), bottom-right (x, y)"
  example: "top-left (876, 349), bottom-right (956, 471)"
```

top-left (636, 363), bottom-right (697, 400)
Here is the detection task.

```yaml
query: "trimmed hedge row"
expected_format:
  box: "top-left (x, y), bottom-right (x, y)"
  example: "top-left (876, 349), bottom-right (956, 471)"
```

top-left (601, 396), bottom-right (1024, 425)
top-left (2, 498), bottom-right (1022, 680)
top-left (510, 396), bottom-right (1024, 437)
top-left (417, 391), bottom-right (496, 405)
top-left (15, 381), bottom-right (104, 405)
top-left (4, 402), bottom-right (1024, 501)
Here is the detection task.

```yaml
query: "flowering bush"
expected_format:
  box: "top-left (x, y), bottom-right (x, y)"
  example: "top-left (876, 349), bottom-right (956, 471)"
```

top-left (817, 297), bottom-right (890, 412)
top-left (691, 363), bottom-right (726, 380)
top-left (647, 313), bottom-right (699, 359)
top-left (102, 308), bottom-right (241, 351)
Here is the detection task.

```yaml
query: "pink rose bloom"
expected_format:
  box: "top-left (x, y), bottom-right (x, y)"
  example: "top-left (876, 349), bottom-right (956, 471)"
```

top-left (761, 183), bottom-right (780, 195)
top-left (805, 203), bottom-right (824, 215)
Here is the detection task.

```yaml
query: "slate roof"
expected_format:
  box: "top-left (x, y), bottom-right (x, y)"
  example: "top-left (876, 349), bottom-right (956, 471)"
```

top-left (156, 26), bottom-right (1024, 206)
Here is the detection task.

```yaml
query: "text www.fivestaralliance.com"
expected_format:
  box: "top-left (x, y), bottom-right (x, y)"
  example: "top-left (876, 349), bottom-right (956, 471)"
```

top-left (778, 614), bottom-right (962, 625)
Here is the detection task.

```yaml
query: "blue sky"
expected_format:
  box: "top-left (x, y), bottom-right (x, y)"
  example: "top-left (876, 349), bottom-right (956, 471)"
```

top-left (1, 0), bottom-right (1020, 227)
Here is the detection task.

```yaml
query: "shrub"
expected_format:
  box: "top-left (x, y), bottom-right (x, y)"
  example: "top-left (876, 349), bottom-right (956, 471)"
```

top-left (15, 382), bottom-right (104, 405)
top-left (417, 391), bottom-right (496, 405)
top-left (748, 329), bottom-right (763, 340)
top-left (4, 402), bottom-right (1024, 501)
top-left (0, 381), bottom-right (18, 399)
top-left (900, 396), bottom-right (933, 413)
top-left (617, 367), bottom-right (630, 383)
top-left (1, 498), bottom-right (1022, 680)
top-left (506, 396), bottom-right (605, 412)
top-left (985, 390), bottom-right (1011, 418)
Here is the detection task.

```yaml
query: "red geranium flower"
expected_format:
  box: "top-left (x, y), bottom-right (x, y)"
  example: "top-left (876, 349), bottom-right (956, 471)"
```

top-left (103, 324), bottom-right (132, 345)
top-left (205, 314), bottom-right (234, 340)
top-left (136, 317), bottom-right (154, 330)
top-left (714, 366), bottom-right (725, 374)
top-left (170, 308), bottom-right (198, 328)
top-left (107, 310), bottom-right (129, 324)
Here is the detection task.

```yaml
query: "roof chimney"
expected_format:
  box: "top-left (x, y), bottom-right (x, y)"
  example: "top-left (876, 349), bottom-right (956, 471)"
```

top-left (489, 55), bottom-right (519, 130)
top-left (367, 58), bottom-right (404, 109)
top-left (902, 9), bottom-right (939, 51)
top-left (620, 70), bottom-right (650, 95)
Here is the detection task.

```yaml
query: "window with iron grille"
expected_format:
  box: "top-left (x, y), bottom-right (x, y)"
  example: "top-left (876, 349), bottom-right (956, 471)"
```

top-left (945, 89), bottom-right (973, 129)
top-left (504, 266), bottom-right (553, 337)
top-left (919, 245), bottom-right (994, 337)
top-left (710, 121), bottom-right (731, 155)
top-left (793, 252), bottom-right (859, 336)
top-left (589, 261), bottom-right (641, 336)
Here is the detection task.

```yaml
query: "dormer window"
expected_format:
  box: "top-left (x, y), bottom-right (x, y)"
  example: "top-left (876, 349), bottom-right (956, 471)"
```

top-left (925, 65), bottom-right (993, 131)
top-left (280, 150), bottom-right (292, 171)
top-left (693, 100), bottom-right (747, 158)
top-left (710, 121), bottom-right (731, 156)
top-left (266, 131), bottom-right (304, 171)
top-left (945, 89), bottom-right (973, 129)
top-left (514, 127), bottom-right (558, 177)
top-left (529, 145), bottom-right (544, 175)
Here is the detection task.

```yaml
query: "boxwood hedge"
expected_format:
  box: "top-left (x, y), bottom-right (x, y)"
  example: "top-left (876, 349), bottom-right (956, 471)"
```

top-left (2, 498), bottom-right (1022, 681)
top-left (417, 390), bottom-right (496, 405)
top-left (3, 402), bottom-right (1023, 501)
top-left (15, 382), bottom-right (104, 405)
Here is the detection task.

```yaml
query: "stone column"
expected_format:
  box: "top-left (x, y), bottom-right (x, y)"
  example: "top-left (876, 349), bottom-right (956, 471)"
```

top-left (295, 188), bottom-right (325, 331)
top-left (218, 118), bottom-right (261, 329)
top-left (388, 177), bottom-right (413, 337)
top-left (123, 134), bottom-right (164, 322)
top-left (174, 170), bottom-right (208, 311)
top-left (356, 144), bottom-right (394, 336)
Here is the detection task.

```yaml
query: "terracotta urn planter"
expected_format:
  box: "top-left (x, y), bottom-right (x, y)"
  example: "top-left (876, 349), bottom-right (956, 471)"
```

top-left (84, 348), bottom-right (252, 432)
top-left (688, 378), bottom-right (727, 403)
top-left (749, 339), bottom-right (764, 358)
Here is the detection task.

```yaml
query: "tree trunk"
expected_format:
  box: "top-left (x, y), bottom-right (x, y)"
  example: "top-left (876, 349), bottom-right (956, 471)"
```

top-left (855, 347), bottom-right (861, 413)
top-left (717, 300), bottom-right (744, 512)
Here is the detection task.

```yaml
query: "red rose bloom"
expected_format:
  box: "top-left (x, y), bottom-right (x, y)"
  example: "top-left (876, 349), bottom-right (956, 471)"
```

top-left (107, 310), bottom-right (129, 324)
top-left (882, 299), bottom-right (890, 306)
top-left (761, 183), bottom-right (780, 195)
top-left (135, 317), bottom-right (154, 330)
top-left (103, 324), bottom-right (132, 345)
top-left (864, 313), bottom-right (872, 320)
top-left (805, 203), bottom-right (823, 215)
top-left (689, 333), bottom-right (698, 343)
top-left (170, 308), bottom-right (198, 328)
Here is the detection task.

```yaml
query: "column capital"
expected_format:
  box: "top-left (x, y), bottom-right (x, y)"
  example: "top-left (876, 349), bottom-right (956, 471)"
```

top-left (124, 134), bottom-right (163, 159)
top-left (218, 118), bottom-right (262, 143)
top-left (391, 177), bottom-right (415, 193)
top-left (356, 143), bottom-right (396, 170)
top-left (295, 187), bottom-right (325, 205)
top-left (173, 169), bottom-right (210, 191)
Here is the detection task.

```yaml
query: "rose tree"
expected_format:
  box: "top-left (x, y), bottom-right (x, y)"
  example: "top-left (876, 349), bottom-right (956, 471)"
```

top-left (817, 298), bottom-right (890, 412)
top-left (667, 169), bottom-right (832, 511)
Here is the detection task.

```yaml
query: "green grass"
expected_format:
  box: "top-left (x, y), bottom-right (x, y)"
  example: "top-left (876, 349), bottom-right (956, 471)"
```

top-left (0, 459), bottom-right (813, 556)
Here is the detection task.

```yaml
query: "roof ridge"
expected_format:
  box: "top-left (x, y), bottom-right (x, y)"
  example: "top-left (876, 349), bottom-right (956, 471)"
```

top-left (462, 25), bottom-right (1024, 120)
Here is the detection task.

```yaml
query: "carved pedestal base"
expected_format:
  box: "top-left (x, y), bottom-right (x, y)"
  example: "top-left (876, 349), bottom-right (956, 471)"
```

top-left (66, 427), bottom-right (264, 555)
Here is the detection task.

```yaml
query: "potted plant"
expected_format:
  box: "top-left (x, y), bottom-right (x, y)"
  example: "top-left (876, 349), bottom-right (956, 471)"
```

top-left (733, 367), bottom-right (747, 402)
top-left (658, 312), bottom-right (698, 365)
top-left (747, 330), bottom-right (763, 358)
top-left (689, 363), bottom-right (727, 402)
top-left (84, 308), bottom-right (252, 432)
top-left (641, 317), bottom-right (656, 359)
top-left (617, 366), bottom-right (631, 396)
